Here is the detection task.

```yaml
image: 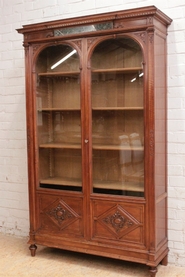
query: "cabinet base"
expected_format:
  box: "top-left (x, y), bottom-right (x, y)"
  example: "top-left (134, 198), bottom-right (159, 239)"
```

top-left (28, 244), bottom-right (167, 277)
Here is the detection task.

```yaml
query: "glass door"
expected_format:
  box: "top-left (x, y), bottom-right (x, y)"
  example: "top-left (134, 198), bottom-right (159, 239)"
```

top-left (91, 37), bottom-right (144, 197)
top-left (35, 44), bottom-right (82, 191)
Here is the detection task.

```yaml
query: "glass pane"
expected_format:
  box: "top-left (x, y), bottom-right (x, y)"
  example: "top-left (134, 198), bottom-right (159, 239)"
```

top-left (91, 38), bottom-right (144, 197)
top-left (36, 44), bottom-right (82, 191)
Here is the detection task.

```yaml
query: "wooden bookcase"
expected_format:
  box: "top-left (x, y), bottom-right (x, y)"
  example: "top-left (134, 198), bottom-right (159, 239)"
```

top-left (17, 6), bottom-right (172, 276)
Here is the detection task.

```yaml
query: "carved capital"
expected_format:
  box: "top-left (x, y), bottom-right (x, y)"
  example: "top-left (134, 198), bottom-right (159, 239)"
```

top-left (23, 42), bottom-right (30, 56)
top-left (147, 27), bottom-right (155, 44)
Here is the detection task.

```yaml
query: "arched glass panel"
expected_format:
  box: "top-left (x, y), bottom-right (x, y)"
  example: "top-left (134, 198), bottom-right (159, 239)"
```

top-left (91, 37), bottom-right (144, 197)
top-left (35, 45), bottom-right (82, 191)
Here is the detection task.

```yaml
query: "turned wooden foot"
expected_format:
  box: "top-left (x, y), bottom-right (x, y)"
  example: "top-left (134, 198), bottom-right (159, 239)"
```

top-left (161, 254), bottom-right (168, 266)
top-left (29, 244), bottom-right (37, 257)
top-left (149, 266), bottom-right (158, 277)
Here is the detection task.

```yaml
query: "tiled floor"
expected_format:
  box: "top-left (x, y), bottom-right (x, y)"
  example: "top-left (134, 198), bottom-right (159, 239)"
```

top-left (0, 233), bottom-right (185, 277)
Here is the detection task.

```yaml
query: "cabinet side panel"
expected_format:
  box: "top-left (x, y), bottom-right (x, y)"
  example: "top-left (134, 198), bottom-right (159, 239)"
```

top-left (156, 199), bottom-right (167, 248)
top-left (154, 33), bottom-right (167, 247)
top-left (154, 33), bottom-right (167, 197)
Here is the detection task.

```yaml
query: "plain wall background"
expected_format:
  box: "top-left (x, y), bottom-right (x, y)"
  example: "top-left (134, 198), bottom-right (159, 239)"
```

top-left (0, 0), bottom-right (185, 267)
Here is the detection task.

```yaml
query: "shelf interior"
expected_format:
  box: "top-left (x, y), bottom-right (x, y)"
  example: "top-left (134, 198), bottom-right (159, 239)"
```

top-left (39, 142), bottom-right (144, 151)
top-left (38, 71), bottom-right (80, 77)
top-left (91, 67), bottom-right (143, 74)
top-left (39, 177), bottom-right (144, 192)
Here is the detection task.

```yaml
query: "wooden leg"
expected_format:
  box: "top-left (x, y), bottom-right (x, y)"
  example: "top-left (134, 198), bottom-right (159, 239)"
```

top-left (149, 266), bottom-right (158, 277)
top-left (29, 244), bottom-right (37, 257)
top-left (161, 254), bottom-right (168, 266)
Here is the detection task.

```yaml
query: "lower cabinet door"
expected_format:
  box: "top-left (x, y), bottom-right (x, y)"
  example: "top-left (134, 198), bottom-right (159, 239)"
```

top-left (91, 199), bottom-right (145, 246)
top-left (37, 193), bottom-right (84, 238)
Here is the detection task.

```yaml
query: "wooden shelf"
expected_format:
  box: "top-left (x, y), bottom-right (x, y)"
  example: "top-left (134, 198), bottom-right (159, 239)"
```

top-left (39, 143), bottom-right (81, 149)
top-left (93, 180), bottom-right (144, 192)
top-left (93, 144), bottom-right (144, 151)
top-left (92, 67), bottom-right (143, 74)
top-left (38, 108), bottom-right (81, 112)
top-left (38, 71), bottom-right (80, 77)
top-left (38, 68), bottom-right (142, 77)
top-left (39, 142), bottom-right (143, 151)
top-left (92, 107), bottom-right (143, 111)
top-left (38, 107), bottom-right (143, 112)
top-left (40, 177), bottom-right (144, 192)
top-left (40, 177), bottom-right (82, 187)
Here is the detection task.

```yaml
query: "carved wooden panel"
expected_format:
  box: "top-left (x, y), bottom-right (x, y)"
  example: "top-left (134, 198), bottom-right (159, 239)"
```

top-left (38, 194), bottom-right (83, 237)
top-left (113, 18), bottom-right (147, 29)
top-left (92, 200), bottom-right (144, 245)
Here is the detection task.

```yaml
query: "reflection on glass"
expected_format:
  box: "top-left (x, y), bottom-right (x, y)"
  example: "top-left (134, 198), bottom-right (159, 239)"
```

top-left (91, 38), bottom-right (144, 196)
top-left (54, 22), bottom-right (113, 36)
top-left (36, 45), bottom-right (82, 191)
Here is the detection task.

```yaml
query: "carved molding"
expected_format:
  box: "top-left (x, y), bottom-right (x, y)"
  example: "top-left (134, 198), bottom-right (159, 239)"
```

top-left (46, 31), bottom-right (54, 38)
top-left (27, 128), bottom-right (31, 150)
top-left (113, 22), bottom-right (124, 29)
top-left (147, 17), bottom-right (153, 24)
top-left (149, 129), bottom-right (154, 156)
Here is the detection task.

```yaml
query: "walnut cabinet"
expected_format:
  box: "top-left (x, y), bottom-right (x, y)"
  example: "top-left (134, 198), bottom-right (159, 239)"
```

top-left (17, 6), bottom-right (172, 276)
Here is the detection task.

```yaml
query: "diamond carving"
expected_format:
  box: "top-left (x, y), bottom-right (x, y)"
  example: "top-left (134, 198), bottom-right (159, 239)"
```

top-left (48, 204), bottom-right (73, 224)
top-left (97, 205), bottom-right (140, 238)
top-left (44, 199), bottom-right (79, 230)
top-left (103, 211), bottom-right (133, 232)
